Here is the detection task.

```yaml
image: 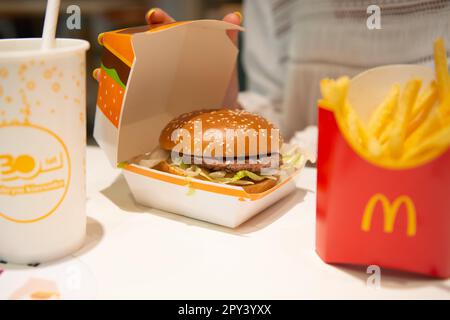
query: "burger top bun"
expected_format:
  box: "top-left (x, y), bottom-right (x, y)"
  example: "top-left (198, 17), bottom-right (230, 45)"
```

top-left (159, 109), bottom-right (282, 158)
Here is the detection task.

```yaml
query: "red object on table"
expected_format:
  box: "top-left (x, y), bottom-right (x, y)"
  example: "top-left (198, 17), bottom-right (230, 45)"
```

top-left (316, 106), bottom-right (450, 279)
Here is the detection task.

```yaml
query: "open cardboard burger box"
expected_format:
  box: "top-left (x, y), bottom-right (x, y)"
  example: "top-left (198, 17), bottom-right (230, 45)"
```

top-left (94, 20), bottom-right (299, 228)
top-left (316, 65), bottom-right (450, 278)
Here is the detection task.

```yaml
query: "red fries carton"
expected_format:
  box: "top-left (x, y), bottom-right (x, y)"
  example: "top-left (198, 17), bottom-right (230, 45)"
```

top-left (316, 65), bottom-right (450, 279)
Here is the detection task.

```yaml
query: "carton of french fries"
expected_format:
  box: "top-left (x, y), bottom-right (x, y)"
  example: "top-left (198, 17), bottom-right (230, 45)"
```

top-left (316, 38), bottom-right (450, 278)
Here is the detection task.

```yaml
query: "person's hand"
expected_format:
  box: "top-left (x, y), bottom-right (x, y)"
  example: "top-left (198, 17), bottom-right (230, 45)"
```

top-left (93, 8), bottom-right (243, 108)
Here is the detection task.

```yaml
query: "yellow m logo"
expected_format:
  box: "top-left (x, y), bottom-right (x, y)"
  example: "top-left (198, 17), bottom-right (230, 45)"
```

top-left (361, 194), bottom-right (417, 237)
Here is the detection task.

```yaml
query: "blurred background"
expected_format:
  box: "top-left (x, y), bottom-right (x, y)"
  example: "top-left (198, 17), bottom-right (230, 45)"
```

top-left (0, 0), bottom-right (244, 141)
top-left (2, 1), bottom-right (449, 144)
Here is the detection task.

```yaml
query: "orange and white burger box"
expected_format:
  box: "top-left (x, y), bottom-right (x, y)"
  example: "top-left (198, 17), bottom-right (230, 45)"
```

top-left (94, 20), bottom-right (299, 228)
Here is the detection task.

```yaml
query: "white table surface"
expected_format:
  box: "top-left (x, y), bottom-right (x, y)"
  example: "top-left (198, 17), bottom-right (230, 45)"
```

top-left (0, 146), bottom-right (449, 300)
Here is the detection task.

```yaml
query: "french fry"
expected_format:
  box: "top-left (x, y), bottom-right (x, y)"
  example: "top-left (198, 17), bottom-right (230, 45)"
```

top-left (367, 136), bottom-right (383, 158)
top-left (339, 100), bottom-right (367, 149)
top-left (356, 114), bottom-right (369, 148)
top-left (433, 38), bottom-right (450, 115)
top-left (379, 122), bottom-right (392, 145)
top-left (368, 84), bottom-right (400, 139)
top-left (319, 77), bottom-right (350, 111)
top-left (318, 79), bottom-right (337, 110)
top-left (405, 108), bottom-right (444, 150)
top-left (405, 39), bottom-right (450, 153)
top-left (318, 39), bottom-right (450, 165)
top-left (388, 79), bottom-right (422, 158)
top-left (403, 124), bottom-right (450, 160)
top-left (406, 81), bottom-right (439, 137)
top-left (320, 77), bottom-right (368, 149)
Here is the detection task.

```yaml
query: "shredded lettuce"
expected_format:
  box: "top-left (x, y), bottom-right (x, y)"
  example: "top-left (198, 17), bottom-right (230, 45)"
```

top-left (133, 146), bottom-right (306, 186)
top-left (221, 179), bottom-right (254, 186)
top-left (170, 163), bottom-right (277, 186)
top-left (209, 171), bottom-right (227, 179)
top-left (179, 162), bottom-right (189, 169)
top-left (232, 170), bottom-right (266, 182)
top-left (283, 152), bottom-right (302, 167)
top-left (168, 160), bottom-right (276, 185)
top-left (212, 170), bottom-right (275, 185)
top-left (183, 176), bottom-right (196, 196)
top-left (129, 140), bottom-right (310, 195)
top-left (185, 166), bottom-right (201, 177)
top-left (171, 155), bottom-right (183, 166)
top-left (199, 170), bottom-right (215, 181)
top-left (137, 147), bottom-right (169, 168)
top-left (117, 161), bottom-right (128, 169)
top-left (281, 144), bottom-right (304, 170)
top-left (186, 186), bottom-right (196, 196)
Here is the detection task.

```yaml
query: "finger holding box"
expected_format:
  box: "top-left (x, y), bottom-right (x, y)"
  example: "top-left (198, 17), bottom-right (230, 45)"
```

top-left (145, 8), bottom-right (176, 25)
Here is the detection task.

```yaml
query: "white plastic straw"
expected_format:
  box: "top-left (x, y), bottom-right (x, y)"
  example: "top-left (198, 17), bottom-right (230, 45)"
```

top-left (41, 0), bottom-right (60, 50)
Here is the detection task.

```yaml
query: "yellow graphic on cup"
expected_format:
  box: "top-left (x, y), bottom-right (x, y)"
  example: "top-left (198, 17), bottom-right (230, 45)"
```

top-left (0, 122), bottom-right (71, 224)
top-left (1, 152), bottom-right (64, 182)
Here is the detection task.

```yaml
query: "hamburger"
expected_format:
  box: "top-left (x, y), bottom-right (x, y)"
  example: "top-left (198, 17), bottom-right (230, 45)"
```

top-left (132, 109), bottom-right (305, 194)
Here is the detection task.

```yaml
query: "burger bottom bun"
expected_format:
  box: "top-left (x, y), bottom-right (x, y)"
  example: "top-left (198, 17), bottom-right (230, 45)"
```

top-left (153, 161), bottom-right (278, 194)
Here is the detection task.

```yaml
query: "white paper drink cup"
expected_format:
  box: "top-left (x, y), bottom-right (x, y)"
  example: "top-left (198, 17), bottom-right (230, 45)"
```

top-left (0, 38), bottom-right (90, 264)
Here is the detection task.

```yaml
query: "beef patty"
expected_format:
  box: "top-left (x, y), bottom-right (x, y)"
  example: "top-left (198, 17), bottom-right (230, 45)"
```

top-left (178, 154), bottom-right (282, 173)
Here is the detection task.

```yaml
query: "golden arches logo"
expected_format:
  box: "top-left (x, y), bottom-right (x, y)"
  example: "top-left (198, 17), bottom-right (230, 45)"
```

top-left (361, 194), bottom-right (417, 237)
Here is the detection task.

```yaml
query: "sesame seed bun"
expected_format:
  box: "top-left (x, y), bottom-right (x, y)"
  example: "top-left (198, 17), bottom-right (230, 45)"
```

top-left (159, 109), bottom-right (282, 158)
